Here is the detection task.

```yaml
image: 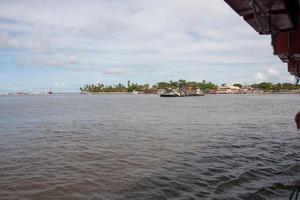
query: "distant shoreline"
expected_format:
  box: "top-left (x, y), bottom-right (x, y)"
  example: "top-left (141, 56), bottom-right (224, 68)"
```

top-left (1, 91), bottom-right (299, 96)
top-left (81, 91), bottom-right (300, 94)
top-left (81, 92), bottom-right (136, 95)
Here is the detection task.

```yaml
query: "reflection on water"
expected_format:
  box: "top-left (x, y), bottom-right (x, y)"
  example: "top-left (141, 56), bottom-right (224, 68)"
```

top-left (0, 94), bottom-right (300, 200)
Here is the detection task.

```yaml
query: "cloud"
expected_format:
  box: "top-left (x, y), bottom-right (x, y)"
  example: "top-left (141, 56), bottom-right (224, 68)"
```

top-left (268, 68), bottom-right (280, 77)
top-left (0, 0), bottom-right (294, 89)
top-left (40, 55), bottom-right (79, 67)
top-left (0, 33), bottom-right (20, 49)
top-left (102, 67), bottom-right (126, 75)
top-left (253, 72), bottom-right (266, 82)
top-left (54, 82), bottom-right (65, 88)
top-left (0, 0), bottom-right (267, 60)
top-left (15, 54), bottom-right (79, 68)
top-left (251, 65), bottom-right (295, 83)
top-left (31, 35), bottom-right (53, 54)
top-left (65, 55), bottom-right (78, 64)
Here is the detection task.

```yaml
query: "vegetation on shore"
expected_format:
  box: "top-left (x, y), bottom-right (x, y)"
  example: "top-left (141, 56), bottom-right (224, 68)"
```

top-left (155, 80), bottom-right (218, 91)
top-left (80, 80), bottom-right (150, 93)
top-left (80, 80), bottom-right (300, 93)
top-left (80, 80), bottom-right (218, 93)
top-left (249, 82), bottom-right (300, 92)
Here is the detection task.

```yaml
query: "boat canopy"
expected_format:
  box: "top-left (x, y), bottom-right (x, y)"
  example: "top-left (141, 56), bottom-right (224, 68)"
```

top-left (225, 0), bottom-right (300, 79)
top-left (225, 0), bottom-right (299, 34)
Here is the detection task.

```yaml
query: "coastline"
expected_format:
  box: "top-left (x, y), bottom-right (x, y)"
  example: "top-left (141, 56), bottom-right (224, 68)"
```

top-left (81, 92), bottom-right (136, 95)
top-left (81, 91), bottom-right (300, 95)
top-left (1, 91), bottom-right (299, 97)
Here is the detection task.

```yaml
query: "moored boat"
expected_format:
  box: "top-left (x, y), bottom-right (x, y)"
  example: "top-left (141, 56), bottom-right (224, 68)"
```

top-left (160, 88), bottom-right (204, 97)
top-left (160, 88), bottom-right (180, 97)
top-left (160, 93), bottom-right (180, 97)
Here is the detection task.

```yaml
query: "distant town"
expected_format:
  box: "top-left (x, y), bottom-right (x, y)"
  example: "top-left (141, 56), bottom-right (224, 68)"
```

top-left (0, 90), bottom-right (53, 96)
top-left (0, 91), bottom-right (53, 96)
top-left (2, 80), bottom-right (300, 96)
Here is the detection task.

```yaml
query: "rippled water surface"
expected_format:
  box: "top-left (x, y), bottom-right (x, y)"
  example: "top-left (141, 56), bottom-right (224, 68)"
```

top-left (1, 94), bottom-right (300, 200)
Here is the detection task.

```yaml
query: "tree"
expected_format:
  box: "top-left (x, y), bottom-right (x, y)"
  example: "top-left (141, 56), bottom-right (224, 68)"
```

top-left (156, 82), bottom-right (170, 89)
top-left (187, 81), bottom-right (198, 89)
top-left (257, 82), bottom-right (272, 91)
top-left (169, 81), bottom-right (178, 88)
top-left (178, 79), bottom-right (187, 88)
top-left (127, 80), bottom-right (131, 88)
top-left (233, 83), bottom-right (242, 88)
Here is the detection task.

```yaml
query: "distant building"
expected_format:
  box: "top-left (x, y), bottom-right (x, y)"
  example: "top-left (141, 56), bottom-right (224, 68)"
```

top-left (218, 85), bottom-right (240, 94)
top-left (217, 85), bottom-right (256, 94)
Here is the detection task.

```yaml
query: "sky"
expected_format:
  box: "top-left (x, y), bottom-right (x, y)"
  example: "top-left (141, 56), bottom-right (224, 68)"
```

top-left (0, 0), bottom-right (295, 92)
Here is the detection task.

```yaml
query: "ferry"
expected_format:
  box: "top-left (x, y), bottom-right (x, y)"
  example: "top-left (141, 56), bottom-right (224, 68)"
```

top-left (160, 88), bottom-right (204, 97)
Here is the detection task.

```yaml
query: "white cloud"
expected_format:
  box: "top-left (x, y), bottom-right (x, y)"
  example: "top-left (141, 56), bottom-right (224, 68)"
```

top-left (268, 68), bottom-right (280, 77)
top-left (31, 35), bottom-right (53, 54)
top-left (65, 55), bottom-right (78, 64)
top-left (251, 65), bottom-right (295, 83)
top-left (15, 54), bottom-right (79, 68)
top-left (102, 67), bottom-right (126, 75)
top-left (54, 82), bottom-right (65, 88)
top-left (253, 72), bottom-right (266, 82)
top-left (0, 0), bottom-right (267, 60)
top-left (0, 33), bottom-right (20, 49)
top-left (0, 0), bottom-right (294, 87)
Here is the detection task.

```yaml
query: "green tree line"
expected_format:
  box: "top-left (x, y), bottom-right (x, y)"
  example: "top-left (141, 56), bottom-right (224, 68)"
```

top-left (250, 82), bottom-right (300, 92)
top-left (153, 79), bottom-right (218, 91)
top-left (80, 80), bottom-right (150, 93)
top-left (80, 79), bottom-right (218, 93)
top-left (80, 80), bottom-right (300, 93)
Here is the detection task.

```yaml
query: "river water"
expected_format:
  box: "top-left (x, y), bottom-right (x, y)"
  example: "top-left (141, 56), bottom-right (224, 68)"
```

top-left (0, 94), bottom-right (300, 200)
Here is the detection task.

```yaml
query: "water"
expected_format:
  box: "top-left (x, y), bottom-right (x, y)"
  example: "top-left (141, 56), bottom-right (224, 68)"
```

top-left (0, 94), bottom-right (300, 200)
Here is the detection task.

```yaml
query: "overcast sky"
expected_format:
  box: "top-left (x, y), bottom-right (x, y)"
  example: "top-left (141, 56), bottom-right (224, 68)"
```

top-left (0, 0), bottom-right (294, 92)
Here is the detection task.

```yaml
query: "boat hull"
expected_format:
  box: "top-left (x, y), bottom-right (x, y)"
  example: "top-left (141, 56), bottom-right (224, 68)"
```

top-left (160, 94), bottom-right (204, 97)
top-left (160, 94), bottom-right (180, 97)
